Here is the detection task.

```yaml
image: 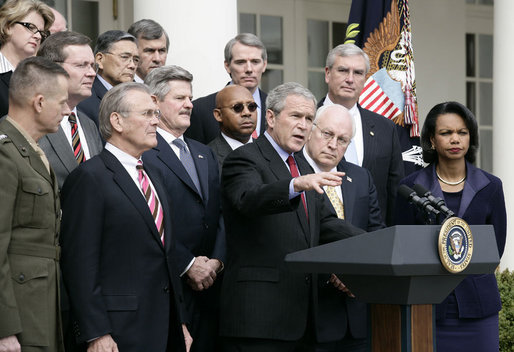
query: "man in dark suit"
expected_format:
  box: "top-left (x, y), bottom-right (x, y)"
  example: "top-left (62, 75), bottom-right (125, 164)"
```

top-left (0, 57), bottom-right (70, 352)
top-left (185, 33), bottom-right (267, 144)
top-left (300, 104), bottom-right (384, 352)
top-left (60, 83), bottom-right (191, 352)
top-left (37, 31), bottom-right (103, 189)
top-left (128, 19), bottom-right (169, 83)
top-left (143, 65), bottom-right (225, 352)
top-left (77, 30), bottom-right (138, 126)
top-left (320, 43), bottom-right (404, 226)
top-left (220, 82), bottom-right (365, 351)
top-left (208, 84), bottom-right (257, 172)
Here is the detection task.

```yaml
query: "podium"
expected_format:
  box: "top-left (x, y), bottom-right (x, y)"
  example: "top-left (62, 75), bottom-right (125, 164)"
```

top-left (285, 225), bottom-right (499, 351)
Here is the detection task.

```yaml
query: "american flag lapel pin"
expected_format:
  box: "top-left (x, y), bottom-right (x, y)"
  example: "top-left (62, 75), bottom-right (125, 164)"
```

top-left (347, 176), bottom-right (352, 182)
top-left (198, 154), bottom-right (204, 159)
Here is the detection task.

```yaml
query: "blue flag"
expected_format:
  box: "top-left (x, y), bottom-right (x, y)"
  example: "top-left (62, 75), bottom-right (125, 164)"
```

top-left (346, 0), bottom-right (423, 174)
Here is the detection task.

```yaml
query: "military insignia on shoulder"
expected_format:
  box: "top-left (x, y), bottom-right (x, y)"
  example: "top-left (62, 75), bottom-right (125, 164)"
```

top-left (438, 217), bottom-right (473, 273)
top-left (0, 134), bottom-right (8, 142)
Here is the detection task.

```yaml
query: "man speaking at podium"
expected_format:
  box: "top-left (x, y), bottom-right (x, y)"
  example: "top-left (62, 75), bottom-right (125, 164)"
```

top-left (219, 82), bottom-right (364, 351)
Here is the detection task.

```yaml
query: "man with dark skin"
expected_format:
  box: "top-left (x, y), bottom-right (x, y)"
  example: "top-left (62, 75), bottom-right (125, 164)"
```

top-left (208, 85), bottom-right (257, 171)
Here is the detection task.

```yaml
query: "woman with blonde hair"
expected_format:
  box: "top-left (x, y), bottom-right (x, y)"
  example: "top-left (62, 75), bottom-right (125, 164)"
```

top-left (0, 0), bottom-right (54, 72)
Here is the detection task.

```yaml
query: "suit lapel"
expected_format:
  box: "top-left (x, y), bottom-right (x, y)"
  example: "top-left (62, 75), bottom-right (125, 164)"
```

top-left (100, 150), bottom-right (164, 249)
top-left (186, 137), bottom-right (208, 202)
top-left (45, 126), bottom-right (77, 174)
top-left (359, 106), bottom-right (376, 169)
top-left (458, 162), bottom-right (489, 218)
top-left (79, 112), bottom-right (102, 156)
top-left (155, 133), bottom-right (202, 198)
top-left (259, 89), bottom-right (267, 135)
top-left (294, 152), bottom-right (313, 242)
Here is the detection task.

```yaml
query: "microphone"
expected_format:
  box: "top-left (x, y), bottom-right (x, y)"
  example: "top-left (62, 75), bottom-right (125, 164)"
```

top-left (412, 184), bottom-right (455, 219)
top-left (398, 184), bottom-right (440, 217)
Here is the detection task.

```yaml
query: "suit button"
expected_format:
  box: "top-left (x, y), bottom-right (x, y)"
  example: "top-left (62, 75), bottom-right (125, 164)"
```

top-left (304, 275), bottom-right (310, 284)
top-left (18, 274), bottom-right (25, 282)
top-left (203, 223), bottom-right (209, 229)
top-left (163, 286), bottom-right (170, 293)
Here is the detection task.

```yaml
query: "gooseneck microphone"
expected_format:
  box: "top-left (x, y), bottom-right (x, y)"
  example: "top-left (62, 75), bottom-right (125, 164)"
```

top-left (412, 184), bottom-right (455, 219)
top-left (398, 184), bottom-right (440, 217)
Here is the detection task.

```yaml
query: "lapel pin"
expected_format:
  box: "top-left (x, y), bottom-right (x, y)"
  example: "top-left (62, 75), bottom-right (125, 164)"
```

top-left (370, 131), bottom-right (375, 136)
top-left (198, 155), bottom-right (204, 159)
top-left (347, 176), bottom-right (352, 183)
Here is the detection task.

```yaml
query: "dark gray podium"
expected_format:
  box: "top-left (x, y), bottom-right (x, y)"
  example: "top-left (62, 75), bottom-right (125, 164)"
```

top-left (285, 225), bottom-right (499, 352)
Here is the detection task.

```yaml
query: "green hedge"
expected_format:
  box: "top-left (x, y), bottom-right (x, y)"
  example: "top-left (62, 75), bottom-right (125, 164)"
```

top-left (497, 269), bottom-right (514, 352)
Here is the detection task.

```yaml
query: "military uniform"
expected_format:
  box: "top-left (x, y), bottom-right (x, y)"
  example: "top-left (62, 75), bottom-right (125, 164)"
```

top-left (0, 117), bottom-right (63, 351)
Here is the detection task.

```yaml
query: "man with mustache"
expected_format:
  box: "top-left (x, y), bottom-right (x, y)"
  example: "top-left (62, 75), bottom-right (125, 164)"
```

top-left (77, 30), bottom-right (138, 127)
top-left (185, 33), bottom-right (267, 144)
top-left (37, 31), bottom-right (103, 189)
top-left (208, 85), bottom-right (257, 172)
top-left (143, 66), bottom-right (225, 352)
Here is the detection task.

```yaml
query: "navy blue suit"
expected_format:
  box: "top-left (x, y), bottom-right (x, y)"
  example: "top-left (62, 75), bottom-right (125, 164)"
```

top-left (394, 162), bottom-right (507, 351)
top-left (77, 77), bottom-right (108, 127)
top-left (143, 133), bottom-right (225, 351)
top-left (60, 149), bottom-right (186, 351)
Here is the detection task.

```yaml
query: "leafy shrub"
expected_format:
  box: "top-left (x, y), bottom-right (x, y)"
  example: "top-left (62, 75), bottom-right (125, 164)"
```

top-left (497, 269), bottom-right (514, 351)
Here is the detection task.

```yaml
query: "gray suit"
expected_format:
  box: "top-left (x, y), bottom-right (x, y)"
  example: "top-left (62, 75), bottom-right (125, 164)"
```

top-left (39, 112), bottom-right (103, 189)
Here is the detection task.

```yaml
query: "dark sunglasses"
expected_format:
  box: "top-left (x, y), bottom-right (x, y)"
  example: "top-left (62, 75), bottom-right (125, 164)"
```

top-left (14, 21), bottom-right (49, 41)
top-left (217, 102), bottom-right (258, 113)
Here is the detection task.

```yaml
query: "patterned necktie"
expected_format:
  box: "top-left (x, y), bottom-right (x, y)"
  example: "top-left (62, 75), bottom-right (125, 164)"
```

top-left (136, 160), bottom-right (164, 243)
top-left (286, 155), bottom-right (308, 219)
top-left (69, 112), bottom-right (85, 164)
top-left (325, 186), bottom-right (345, 219)
top-left (172, 139), bottom-right (202, 195)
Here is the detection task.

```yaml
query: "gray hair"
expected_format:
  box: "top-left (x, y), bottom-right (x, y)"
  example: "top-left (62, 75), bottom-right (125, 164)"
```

top-left (224, 33), bottom-right (267, 63)
top-left (128, 19), bottom-right (170, 51)
top-left (326, 43), bottom-right (370, 73)
top-left (313, 104), bottom-right (356, 139)
top-left (144, 65), bottom-right (193, 101)
top-left (266, 82), bottom-right (316, 115)
top-left (99, 82), bottom-right (151, 140)
top-left (94, 30), bottom-right (136, 55)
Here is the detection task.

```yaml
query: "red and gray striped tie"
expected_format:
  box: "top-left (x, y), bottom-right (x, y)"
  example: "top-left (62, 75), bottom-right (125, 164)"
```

top-left (136, 160), bottom-right (164, 243)
top-left (69, 112), bottom-right (85, 164)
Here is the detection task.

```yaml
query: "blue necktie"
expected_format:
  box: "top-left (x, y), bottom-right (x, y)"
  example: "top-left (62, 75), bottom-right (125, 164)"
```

top-left (172, 139), bottom-right (202, 195)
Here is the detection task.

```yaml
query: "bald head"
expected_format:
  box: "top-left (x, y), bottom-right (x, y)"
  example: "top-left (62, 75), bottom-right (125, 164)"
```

top-left (306, 104), bottom-right (355, 171)
top-left (213, 85), bottom-right (257, 143)
top-left (50, 8), bottom-right (67, 33)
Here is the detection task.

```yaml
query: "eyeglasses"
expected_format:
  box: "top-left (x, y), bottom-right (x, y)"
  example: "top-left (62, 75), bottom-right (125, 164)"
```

top-left (217, 102), bottom-right (258, 113)
top-left (14, 21), bottom-right (49, 41)
top-left (104, 52), bottom-right (140, 65)
top-left (121, 109), bottom-right (161, 120)
top-left (313, 124), bottom-right (350, 147)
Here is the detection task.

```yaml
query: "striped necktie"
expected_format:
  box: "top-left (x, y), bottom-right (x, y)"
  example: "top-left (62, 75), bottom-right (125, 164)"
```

top-left (325, 186), bottom-right (345, 219)
top-left (69, 112), bottom-right (85, 164)
top-left (136, 160), bottom-right (164, 243)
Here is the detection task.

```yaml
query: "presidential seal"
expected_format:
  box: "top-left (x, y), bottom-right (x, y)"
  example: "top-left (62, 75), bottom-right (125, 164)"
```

top-left (438, 217), bottom-right (473, 273)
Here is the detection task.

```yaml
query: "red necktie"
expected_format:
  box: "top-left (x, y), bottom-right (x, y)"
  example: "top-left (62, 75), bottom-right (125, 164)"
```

top-left (251, 129), bottom-right (258, 139)
top-left (69, 112), bottom-right (85, 164)
top-left (137, 160), bottom-right (164, 243)
top-left (286, 155), bottom-right (308, 219)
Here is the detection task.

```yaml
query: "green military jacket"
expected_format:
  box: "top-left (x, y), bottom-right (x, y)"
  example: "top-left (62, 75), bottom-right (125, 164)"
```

top-left (0, 118), bottom-right (63, 351)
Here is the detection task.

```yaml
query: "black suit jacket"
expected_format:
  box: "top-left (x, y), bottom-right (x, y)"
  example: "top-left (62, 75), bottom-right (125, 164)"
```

top-left (207, 133), bottom-right (234, 174)
top-left (60, 149), bottom-right (186, 351)
top-left (318, 98), bottom-right (404, 225)
top-left (185, 86), bottom-right (267, 144)
top-left (219, 135), bottom-right (364, 341)
top-left (297, 155), bottom-right (385, 342)
top-left (0, 71), bottom-right (12, 118)
top-left (77, 77), bottom-right (108, 127)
